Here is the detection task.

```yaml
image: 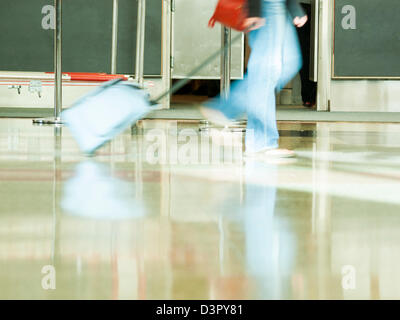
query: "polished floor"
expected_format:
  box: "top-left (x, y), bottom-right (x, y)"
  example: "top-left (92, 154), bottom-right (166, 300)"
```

top-left (1, 118), bottom-right (400, 299)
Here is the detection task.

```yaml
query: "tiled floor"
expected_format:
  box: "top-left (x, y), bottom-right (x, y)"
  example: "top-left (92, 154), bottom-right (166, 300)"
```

top-left (1, 118), bottom-right (400, 299)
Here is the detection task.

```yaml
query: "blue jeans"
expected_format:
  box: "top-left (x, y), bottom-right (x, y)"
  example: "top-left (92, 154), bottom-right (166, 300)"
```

top-left (207, 0), bottom-right (302, 153)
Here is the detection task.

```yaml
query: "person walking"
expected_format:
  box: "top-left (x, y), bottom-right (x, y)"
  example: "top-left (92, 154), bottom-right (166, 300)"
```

top-left (201, 0), bottom-right (308, 158)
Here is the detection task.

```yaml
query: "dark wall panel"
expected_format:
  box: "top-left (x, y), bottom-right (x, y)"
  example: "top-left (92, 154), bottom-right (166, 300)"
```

top-left (334, 0), bottom-right (400, 78)
top-left (0, 0), bottom-right (162, 75)
top-left (117, 0), bottom-right (162, 75)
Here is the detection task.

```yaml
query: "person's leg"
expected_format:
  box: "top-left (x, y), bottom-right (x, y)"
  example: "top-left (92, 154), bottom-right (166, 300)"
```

top-left (244, 2), bottom-right (288, 153)
top-left (204, 73), bottom-right (249, 121)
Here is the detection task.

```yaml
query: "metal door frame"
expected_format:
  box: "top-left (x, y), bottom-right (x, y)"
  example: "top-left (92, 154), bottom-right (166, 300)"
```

top-left (316, 0), bottom-right (333, 112)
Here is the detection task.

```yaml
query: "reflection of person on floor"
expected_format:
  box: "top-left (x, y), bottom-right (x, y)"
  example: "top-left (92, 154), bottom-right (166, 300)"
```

top-left (297, 0), bottom-right (317, 107)
top-left (243, 161), bottom-right (295, 298)
top-left (202, 0), bottom-right (308, 159)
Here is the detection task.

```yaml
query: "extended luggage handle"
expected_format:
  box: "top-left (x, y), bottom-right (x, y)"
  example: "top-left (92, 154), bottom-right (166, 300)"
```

top-left (151, 25), bottom-right (253, 104)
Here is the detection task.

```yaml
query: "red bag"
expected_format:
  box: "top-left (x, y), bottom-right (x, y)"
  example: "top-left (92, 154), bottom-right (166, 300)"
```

top-left (208, 0), bottom-right (248, 31)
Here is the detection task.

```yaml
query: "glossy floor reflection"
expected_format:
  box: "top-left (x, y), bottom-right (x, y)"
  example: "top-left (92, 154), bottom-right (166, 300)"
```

top-left (1, 119), bottom-right (400, 299)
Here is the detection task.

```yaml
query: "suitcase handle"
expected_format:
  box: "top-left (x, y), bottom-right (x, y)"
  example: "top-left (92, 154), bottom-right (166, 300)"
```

top-left (152, 25), bottom-right (253, 104)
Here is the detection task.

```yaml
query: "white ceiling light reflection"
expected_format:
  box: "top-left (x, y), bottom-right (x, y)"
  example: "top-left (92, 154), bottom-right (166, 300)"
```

top-left (61, 161), bottom-right (145, 220)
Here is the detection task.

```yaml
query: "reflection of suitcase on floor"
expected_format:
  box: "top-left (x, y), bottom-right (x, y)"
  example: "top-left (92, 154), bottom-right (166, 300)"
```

top-left (62, 79), bottom-right (150, 155)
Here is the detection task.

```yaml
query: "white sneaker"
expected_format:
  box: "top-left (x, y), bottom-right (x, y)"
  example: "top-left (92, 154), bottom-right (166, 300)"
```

top-left (264, 148), bottom-right (296, 158)
top-left (246, 148), bottom-right (296, 159)
top-left (199, 106), bottom-right (231, 127)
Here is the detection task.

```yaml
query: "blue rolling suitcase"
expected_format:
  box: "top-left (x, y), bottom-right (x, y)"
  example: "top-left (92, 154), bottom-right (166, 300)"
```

top-left (62, 79), bottom-right (150, 155)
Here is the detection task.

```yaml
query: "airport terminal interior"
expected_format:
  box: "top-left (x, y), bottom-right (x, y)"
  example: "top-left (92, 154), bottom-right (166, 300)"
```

top-left (1, 0), bottom-right (400, 300)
